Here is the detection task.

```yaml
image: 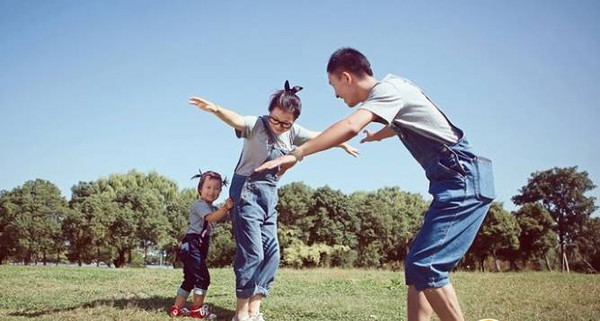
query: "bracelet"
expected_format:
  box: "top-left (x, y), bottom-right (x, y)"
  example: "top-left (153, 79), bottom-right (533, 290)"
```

top-left (289, 147), bottom-right (304, 162)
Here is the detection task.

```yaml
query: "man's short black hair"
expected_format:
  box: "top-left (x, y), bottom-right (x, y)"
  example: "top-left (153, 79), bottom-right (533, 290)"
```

top-left (327, 47), bottom-right (373, 78)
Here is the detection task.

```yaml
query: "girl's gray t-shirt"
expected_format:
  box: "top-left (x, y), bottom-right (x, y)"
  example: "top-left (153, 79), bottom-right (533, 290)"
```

top-left (186, 199), bottom-right (216, 235)
top-left (359, 74), bottom-right (460, 145)
top-left (234, 115), bottom-right (317, 176)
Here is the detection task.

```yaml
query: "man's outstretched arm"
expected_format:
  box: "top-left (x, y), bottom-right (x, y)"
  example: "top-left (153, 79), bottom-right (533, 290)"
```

top-left (255, 109), bottom-right (376, 175)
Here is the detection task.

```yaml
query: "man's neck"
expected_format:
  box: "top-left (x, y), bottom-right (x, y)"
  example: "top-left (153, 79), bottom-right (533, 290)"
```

top-left (356, 76), bottom-right (378, 103)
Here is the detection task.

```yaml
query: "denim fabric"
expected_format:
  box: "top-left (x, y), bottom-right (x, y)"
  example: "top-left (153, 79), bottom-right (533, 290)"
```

top-left (229, 118), bottom-right (285, 299)
top-left (179, 232), bottom-right (211, 294)
top-left (392, 120), bottom-right (495, 291)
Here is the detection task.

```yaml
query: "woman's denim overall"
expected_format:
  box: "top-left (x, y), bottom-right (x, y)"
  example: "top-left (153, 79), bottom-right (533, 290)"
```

top-left (391, 106), bottom-right (496, 291)
top-left (229, 116), bottom-right (286, 299)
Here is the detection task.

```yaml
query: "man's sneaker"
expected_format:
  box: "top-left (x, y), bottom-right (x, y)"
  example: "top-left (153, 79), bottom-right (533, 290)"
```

top-left (168, 306), bottom-right (189, 317)
top-left (251, 313), bottom-right (266, 321)
top-left (189, 304), bottom-right (216, 319)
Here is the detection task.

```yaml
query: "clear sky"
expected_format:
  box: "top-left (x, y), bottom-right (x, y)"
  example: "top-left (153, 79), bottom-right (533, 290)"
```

top-left (1, 1), bottom-right (599, 213)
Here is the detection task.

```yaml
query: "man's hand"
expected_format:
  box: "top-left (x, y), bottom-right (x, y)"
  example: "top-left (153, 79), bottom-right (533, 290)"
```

top-left (254, 155), bottom-right (298, 176)
top-left (360, 129), bottom-right (379, 144)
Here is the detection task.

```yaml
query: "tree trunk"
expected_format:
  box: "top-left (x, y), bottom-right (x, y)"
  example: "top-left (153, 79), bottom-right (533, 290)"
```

top-left (114, 250), bottom-right (126, 268)
top-left (544, 253), bottom-right (552, 271)
top-left (43, 252), bottom-right (47, 266)
top-left (144, 245), bottom-right (149, 266)
top-left (492, 253), bottom-right (500, 272)
top-left (560, 241), bottom-right (566, 272)
top-left (96, 247), bottom-right (100, 267)
top-left (563, 252), bottom-right (570, 273)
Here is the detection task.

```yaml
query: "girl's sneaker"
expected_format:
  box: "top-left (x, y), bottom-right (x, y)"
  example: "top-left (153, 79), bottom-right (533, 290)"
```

top-left (189, 304), bottom-right (216, 319)
top-left (168, 306), bottom-right (189, 317)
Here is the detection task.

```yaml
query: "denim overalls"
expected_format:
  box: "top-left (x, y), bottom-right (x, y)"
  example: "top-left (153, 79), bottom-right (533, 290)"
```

top-left (229, 116), bottom-right (286, 299)
top-left (391, 103), bottom-right (496, 291)
top-left (178, 223), bottom-right (211, 297)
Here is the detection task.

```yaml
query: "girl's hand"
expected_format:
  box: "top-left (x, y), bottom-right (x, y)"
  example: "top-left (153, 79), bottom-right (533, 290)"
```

top-left (360, 129), bottom-right (379, 144)
top-left (189, 96), bottom-right (219, 113)
top-left (224, 198), bottom-right (234, 211)
top-left (340, 143), bottom-right (360, 158)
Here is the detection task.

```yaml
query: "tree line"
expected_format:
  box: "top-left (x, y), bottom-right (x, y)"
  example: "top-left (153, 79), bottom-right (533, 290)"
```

top-left (0, 167), bottom-right (598, 272)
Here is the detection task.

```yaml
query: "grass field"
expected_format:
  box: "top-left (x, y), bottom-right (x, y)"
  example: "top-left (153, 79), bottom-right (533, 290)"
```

top-left (0, 266), bottom-right (598, 321)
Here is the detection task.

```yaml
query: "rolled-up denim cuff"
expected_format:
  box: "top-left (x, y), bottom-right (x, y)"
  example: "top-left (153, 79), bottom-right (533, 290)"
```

top-left (192, 287), bottom-right (207, 296)
top-left (254, 285), bottom-right (269, 297)
top-left (236, 285), bottom-right (269, 299)
top-left (177, 287), bottom-right (190, 298)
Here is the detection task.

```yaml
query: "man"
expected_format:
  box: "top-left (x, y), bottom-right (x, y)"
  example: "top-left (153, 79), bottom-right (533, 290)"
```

top-left (256, 47), bottom-right (495, 321)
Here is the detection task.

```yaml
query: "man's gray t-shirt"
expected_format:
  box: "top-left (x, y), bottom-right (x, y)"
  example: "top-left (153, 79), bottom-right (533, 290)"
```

top-left (359, 74), bottom-right (460, 145)
top-left (186, 199), bottom-right (216, 235)
top-left (234, 115), bottom-right (317, 176)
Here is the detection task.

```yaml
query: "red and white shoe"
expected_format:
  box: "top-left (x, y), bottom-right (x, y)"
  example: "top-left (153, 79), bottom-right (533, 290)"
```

top-left (169, 306), bottom-right (190, 317)
top-left (189, 304), bottom-right (216, 319)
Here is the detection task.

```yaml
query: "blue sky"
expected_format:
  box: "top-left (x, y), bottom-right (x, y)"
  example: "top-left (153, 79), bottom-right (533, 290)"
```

top-left (1, 1), bottom-right (599, 213)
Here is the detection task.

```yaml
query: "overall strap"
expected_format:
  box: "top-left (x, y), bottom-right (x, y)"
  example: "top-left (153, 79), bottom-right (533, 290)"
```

top-left (260, 116), bottom-right (278, 145)
top-left (385, 80), bottom-right (464, 145)
top-left (199, 220), bottom-right (210, 240)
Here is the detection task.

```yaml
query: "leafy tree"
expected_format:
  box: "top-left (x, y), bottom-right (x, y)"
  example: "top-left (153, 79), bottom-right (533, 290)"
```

top-left (277, 182), bottom-right (315, 243)
top-left (0, 189), bottom-right (16, 264)
top-left (206, 221), bottom-right (236, 267)
top-left (513, 167), bottom-right (597, 272)
top-left (308, 186), bottom-right (359, 248)
top-left (574, 217), bottom-right (600, 272)
top-left (514, 203), bottom-right (557, 270)
top-left (69, 170), bottom-right (180, 267)
top-left (469, 202), bottom-right (520, 271)
top-left (1, 180), bottom-right (68, 265)
top-left (351, 187), bottom-right (427, 267)
top-left (62, 206), bottom-right (94, 266)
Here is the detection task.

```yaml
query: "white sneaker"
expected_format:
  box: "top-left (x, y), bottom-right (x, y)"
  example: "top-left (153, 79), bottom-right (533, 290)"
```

top-left (251, 313), bottom-right (265, 321)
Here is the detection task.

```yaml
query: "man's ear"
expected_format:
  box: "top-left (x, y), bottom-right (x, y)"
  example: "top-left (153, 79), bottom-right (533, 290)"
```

top-left (341, 71), bottom-right (353, 84)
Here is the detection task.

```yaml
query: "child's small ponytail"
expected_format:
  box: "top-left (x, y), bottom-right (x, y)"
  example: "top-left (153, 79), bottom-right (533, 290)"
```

top-left (191, 169), bottom-right (228, 194)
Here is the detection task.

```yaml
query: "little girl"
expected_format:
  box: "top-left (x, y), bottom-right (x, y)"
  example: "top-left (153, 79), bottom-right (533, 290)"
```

top-left (169, 170), bottom-right (234, 319)
top-left (189, 81), bottom-right (358, 321)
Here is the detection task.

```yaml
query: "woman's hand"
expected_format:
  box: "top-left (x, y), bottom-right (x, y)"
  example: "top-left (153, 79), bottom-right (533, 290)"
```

top-left (189, 96), bottom-right (219, 113)
top-left (340, 143), bottom-right (360, 158)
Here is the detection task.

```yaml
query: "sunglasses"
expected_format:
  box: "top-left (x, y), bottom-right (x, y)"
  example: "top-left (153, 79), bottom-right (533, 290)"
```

top-left (268, 116), bottom-right (294, 129)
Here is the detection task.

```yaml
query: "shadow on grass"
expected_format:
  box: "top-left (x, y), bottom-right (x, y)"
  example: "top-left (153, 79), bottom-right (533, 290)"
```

top-left (9, 295), bottom-right (235, 320)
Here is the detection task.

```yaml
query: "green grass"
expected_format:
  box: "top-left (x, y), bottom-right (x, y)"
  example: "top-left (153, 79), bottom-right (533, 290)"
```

top-left (0, 266), bottom-right (598, 321)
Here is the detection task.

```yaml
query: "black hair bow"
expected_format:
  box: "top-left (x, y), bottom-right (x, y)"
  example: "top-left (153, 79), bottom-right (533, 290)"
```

top-left (191, 168), bottom-right (203, 180)
top-left (284, 80), bottom-right (303, 94)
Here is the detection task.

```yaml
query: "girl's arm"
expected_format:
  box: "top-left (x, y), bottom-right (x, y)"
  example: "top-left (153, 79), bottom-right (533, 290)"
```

top-left (360, 126), bottom-right (397, 143)
top-left (188, 97), bottom-right (246, 132)
top-left (204, 198), bottom-right (234, 223)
